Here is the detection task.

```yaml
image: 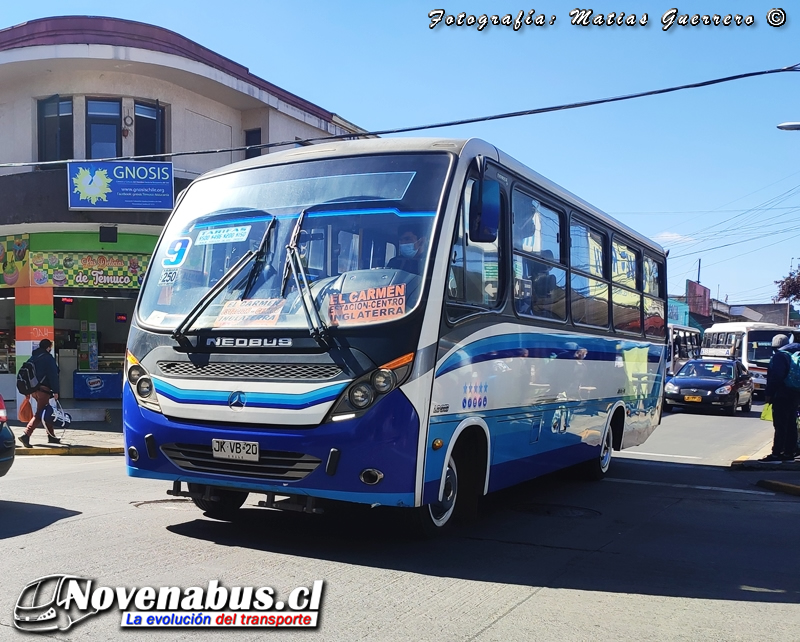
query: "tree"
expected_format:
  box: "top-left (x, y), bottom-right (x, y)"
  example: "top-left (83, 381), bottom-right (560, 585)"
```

top-left (775, 270), bottom-right (800, 304)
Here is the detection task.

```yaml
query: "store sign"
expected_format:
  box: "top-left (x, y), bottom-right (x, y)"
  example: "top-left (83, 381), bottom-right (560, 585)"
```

top-left (0, 234), bottom-right (30, 289)
top-left (67, 161), bottom-right (174, 211)
top-left (29, 252), bottom-right (150, 289)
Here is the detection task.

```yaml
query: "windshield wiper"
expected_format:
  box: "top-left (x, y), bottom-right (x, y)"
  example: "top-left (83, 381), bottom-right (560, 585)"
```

top-left (241, 215), bottom-right (276, 300)
top-left (281, 209), bottom-right (330, 348)
top-left (171, 250), bottom-right (257, 349)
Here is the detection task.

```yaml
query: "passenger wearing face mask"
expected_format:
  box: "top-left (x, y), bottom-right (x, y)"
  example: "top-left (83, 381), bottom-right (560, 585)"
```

top-left (387, 225), bottom-right (425, 274)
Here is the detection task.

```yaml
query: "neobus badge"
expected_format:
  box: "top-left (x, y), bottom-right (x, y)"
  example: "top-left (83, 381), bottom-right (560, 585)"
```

top-left (206, 337), bottom-right (293, 348)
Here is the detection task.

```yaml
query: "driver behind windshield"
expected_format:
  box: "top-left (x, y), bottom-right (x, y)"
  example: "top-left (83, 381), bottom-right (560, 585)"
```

top-left (387, 225), bottom-right (425, 275)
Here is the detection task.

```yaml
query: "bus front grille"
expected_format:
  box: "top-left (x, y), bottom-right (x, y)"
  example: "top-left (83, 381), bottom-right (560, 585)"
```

top-left (157, 362), bottom-right (342, 381)
top-left (161, 443), bottom-right (321, 480)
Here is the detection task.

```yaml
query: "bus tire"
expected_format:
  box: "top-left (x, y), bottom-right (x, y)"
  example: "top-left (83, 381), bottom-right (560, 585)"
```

top-left (581, 424), bottom-right (613, 481)
top-left (416, 454), bottom-right (459, 537)
top-left (190, 484), bottom-right (248, 520)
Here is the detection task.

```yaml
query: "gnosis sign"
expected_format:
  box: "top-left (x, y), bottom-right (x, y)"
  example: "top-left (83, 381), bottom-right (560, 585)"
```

top-left (67, 161), bottom-right (174, 211)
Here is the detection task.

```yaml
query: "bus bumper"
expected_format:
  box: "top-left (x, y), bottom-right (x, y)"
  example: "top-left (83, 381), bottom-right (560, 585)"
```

top-left (123, 384), bottom-right (419, 507)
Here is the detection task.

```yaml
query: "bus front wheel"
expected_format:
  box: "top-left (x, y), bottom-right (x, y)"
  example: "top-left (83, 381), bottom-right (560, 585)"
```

top-left (189, 484), bottom-right (248, 520)
top-left (417, 455), bottom-right (459, 536)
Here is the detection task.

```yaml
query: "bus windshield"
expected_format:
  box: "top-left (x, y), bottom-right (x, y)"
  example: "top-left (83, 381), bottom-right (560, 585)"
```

top-left (138, 154), bottom-right (451, 331)
top-left (747, 330), bottom-right (795, 367)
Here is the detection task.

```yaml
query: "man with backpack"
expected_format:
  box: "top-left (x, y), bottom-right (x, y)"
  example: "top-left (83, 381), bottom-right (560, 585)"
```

top-left (17, 339), bottom-right (60, 448)
top-left (760, 334), bottom-right (800, 462)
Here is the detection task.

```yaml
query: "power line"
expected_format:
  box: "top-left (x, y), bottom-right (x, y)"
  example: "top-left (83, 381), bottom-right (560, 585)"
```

top-left (0, 62), bottom-right (799, 169)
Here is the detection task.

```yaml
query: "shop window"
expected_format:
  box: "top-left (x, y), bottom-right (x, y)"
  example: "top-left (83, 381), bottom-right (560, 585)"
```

top-left (134, 101), bottom-right (165, 159)
top-left (86, 99), bottom-right (122, 159)
top-left (37, 96), bottom-right (73, 163)
top-left (245, 128), bottom-right (261, 159)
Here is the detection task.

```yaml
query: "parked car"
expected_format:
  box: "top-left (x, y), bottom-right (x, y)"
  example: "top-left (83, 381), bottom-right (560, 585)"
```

top-left (663, 358), bottom-right (754, 416)
top-left (0, 394), bottom-right (15, 477)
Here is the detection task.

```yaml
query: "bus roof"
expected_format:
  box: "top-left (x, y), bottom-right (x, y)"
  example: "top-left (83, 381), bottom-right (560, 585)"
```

top-left (705, 322), bottom-right (795, 333)
top-left (668, 324), bottom-right (701, 333)
top-left (196, 137), bottom-right (665, 257)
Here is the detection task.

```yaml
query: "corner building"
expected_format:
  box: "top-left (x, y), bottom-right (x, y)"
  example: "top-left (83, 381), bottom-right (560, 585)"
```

top-left (0, 16), bottom-right (365, 400)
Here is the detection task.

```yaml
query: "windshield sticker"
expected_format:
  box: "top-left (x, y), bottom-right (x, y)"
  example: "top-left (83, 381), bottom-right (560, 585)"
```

top-left (196, 225), bottom-right (251, 246)
top-left (710, 364), bottom-right (721, 372)
top-left (328, 284), bottom-right (406, 325)
top-left (162, 237), bottom-right (192, 268)
top-left (213, 299), bottom-right (286, 328)
top-left (158, 269), bottom-right (178, 286)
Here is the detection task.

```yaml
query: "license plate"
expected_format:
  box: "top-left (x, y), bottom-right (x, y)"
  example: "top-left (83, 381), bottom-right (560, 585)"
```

top-left (212, 439), bottom-right (259, 462)
top-left (684, 395), bottom-right (702, 402)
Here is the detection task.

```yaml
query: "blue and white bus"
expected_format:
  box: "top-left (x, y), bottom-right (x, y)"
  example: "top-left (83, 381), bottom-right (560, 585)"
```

top-left (124, 138), bottom-right (667, 533)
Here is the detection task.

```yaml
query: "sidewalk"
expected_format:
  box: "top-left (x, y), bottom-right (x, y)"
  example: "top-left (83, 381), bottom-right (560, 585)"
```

top-left (730, 439), bottom-right (800, 497)
top-left (7, 401), bottom-right (124, 456)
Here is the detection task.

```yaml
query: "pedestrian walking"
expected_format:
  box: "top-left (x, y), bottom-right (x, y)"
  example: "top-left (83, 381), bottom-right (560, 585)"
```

top-left (17, 339), bottom-right (61, 448)
top-left (760, 334), bottom-right (800, 462)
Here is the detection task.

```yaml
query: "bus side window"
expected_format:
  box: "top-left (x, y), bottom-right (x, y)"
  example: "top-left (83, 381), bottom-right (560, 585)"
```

top-left (447, 177), bottom-right (504, 310)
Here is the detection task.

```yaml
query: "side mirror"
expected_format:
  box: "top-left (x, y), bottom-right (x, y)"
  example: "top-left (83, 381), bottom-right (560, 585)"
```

top-left (666, 371), bottom-right (675, 378)
top-left (469, 179), bottom-right (500, 243)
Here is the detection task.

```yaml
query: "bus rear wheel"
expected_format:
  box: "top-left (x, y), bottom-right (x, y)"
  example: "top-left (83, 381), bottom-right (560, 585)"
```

top-left (189, 484), bottom-right (248, 520)
top-left (581, 425), bottom-right (613, 481)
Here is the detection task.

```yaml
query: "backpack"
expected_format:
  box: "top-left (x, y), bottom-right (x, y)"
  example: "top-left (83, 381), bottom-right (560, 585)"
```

top-left (43, 401), bottom-right (71, 429)
top-left (783, 351), bottom-right (800, 390)
top-left (16, 359), bottom-right (40, 395)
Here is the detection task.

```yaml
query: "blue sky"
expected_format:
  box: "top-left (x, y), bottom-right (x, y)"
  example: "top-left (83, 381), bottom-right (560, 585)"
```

top-left (4, 2), bottom-right (800, 304)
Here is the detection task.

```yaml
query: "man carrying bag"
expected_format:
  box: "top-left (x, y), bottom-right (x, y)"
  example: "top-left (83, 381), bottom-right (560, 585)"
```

top-left (17, 339), bottom-right (61, 447)
top-left (760, 334), bottom-right (800, 462)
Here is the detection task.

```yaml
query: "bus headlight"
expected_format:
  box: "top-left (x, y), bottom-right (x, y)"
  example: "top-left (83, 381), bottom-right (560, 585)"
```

top-left (327, 353), bottom-right (415, 421)
top-left (136, 377), bottom-right (154, 398)
top-left (349, 383), bottom-right (375, 409)
top-left (371, 369), bottom-right (396, 394)
top-left (127, 365), bottom-right (146, 385)
top-left (126, 351), bottom-right (162, 413)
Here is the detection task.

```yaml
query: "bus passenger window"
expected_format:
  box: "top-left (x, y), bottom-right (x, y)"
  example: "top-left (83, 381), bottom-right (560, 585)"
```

top-left (514, 255), bottom-right (566, 321)
top-left (571, 273), bottom-right (608, 327)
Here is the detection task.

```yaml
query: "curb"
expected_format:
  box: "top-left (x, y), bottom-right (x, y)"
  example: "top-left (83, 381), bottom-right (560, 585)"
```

top-left (731, 459), bottom-right (800, 471)
top-left (14, 446), bottom-right (125, 456)
top-left (756, 480), bottom-right (800, 497)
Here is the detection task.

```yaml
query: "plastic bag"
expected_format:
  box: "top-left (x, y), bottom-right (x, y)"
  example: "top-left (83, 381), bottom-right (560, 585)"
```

top-left (18, 395), bottom-right (33, 422)
top-left (760, 403), bottom-right (773, 422)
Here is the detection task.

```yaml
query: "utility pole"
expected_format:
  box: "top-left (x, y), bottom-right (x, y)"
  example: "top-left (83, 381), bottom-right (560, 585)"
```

top-left (697, 258), bottom-right (701, 284)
